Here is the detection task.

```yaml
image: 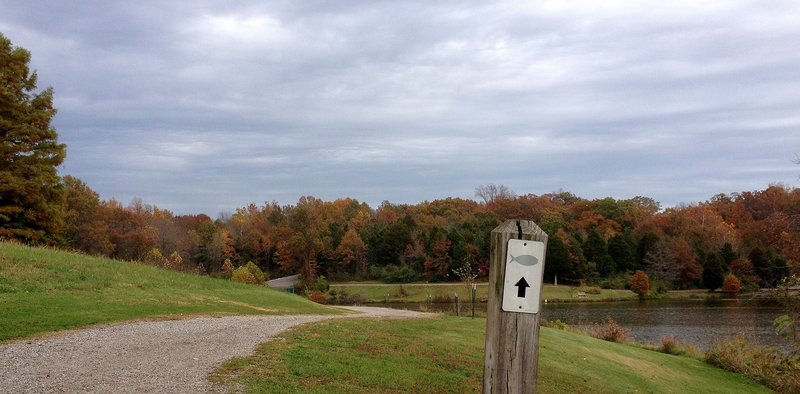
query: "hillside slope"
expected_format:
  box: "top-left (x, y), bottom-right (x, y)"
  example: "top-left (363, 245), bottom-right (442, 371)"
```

top-left (0, 242), bottom-right (335, 341)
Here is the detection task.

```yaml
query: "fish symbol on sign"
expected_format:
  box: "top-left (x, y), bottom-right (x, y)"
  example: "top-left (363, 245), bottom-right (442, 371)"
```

top-left (510, 254), bottom-right (539, 266)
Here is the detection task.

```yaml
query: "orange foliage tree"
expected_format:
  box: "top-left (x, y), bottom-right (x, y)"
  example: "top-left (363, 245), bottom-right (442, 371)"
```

top-left (630, 270), bottom-right (650, 297)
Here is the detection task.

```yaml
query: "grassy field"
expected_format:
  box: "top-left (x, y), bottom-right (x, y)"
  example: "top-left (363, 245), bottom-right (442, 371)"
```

top-left (0, 242), bottom-right (337, 341)
top-left (213, 316), bottom-right (770, 393)
top-left (330, 282), bottom-right (638, 303)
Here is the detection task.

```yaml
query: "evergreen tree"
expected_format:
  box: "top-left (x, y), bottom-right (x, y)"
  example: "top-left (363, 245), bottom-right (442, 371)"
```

top-left (584, 228), bottom-right (615, 276)
top-left (0, 33), bottom-right (66, 242)
top-left (608, 233), bottom-right (636, 272)
top-left (719, 242), bottom-right (737, 268)
top-left (543, 235), bottom-right (571, 281)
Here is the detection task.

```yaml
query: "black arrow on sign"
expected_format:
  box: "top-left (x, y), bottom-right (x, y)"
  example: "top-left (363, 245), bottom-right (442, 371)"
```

top-left (515, 277), bottom-right (530, 298)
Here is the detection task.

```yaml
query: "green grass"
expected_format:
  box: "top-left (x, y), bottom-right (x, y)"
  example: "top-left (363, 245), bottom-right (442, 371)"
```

top-left (213, 317), bottom-right (771, 393)
top-left (330, 282), bottom-right (638, 303)
top-left (0, 242), bottom-right (337, 341)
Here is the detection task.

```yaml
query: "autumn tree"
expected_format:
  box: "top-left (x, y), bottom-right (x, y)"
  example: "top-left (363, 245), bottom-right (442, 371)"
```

top-left (721, 273), bottom-right (741, 294)
top-left (0, 33), bottom-right (66, 243)
top-left (630, 270), bottom-right (650, 297)
top-left (424, 237), bottom-right (452, 280)
top-left (61, 175), bottom-right (113, 255)
top-left (672, 237), bottom-right (702, 289)
top-left (335, 227), bottom-right (368, 276)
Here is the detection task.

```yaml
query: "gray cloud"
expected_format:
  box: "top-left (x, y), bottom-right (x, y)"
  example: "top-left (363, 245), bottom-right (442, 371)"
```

top-left (2, 0), bottom-right (799, 215)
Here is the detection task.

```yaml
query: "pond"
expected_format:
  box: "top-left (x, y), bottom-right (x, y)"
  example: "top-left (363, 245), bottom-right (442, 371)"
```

top-left (378, 298), bottom-right (795, 352)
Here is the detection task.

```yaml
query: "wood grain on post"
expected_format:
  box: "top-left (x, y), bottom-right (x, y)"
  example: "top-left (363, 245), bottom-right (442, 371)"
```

top-left (483, 220), bottom-right (548, 394)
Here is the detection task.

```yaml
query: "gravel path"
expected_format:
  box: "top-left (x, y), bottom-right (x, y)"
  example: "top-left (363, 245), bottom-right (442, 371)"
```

top-left (0, 307), bottom-right (432, 393)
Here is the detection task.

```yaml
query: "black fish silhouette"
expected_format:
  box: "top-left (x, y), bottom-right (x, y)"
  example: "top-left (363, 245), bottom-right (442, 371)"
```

top-left (510, 254), bottom-right (538, 266)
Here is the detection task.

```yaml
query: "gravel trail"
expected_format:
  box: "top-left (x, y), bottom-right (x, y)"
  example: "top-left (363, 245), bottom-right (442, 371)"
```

top-left (0, 307), bottom-right (432, 393)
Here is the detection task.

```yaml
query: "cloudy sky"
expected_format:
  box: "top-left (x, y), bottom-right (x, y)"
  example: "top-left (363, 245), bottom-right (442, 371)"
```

top-left (2, 1), bottom-right (799, 215)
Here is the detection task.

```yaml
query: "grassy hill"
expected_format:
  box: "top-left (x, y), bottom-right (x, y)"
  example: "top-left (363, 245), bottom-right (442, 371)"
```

top-left (0, 242), bottom-right (336, 341)
top-left (214, 317), bottom-right (771, 393)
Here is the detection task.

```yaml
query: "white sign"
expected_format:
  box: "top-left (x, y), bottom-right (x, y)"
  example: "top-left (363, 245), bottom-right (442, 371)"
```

top-left (502, 239), bottom-right (545, 314)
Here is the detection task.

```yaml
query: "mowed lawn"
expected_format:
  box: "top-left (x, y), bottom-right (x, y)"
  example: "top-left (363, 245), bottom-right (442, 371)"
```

top-left (213, 316), bottom-right (770, 393)
top-left (0, 242), bottom-right (336, 341)
top-left (330, 282), bottom-right (637, 303)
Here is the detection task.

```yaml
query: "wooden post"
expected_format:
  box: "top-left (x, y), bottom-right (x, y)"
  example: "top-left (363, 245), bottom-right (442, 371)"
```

top-left (455, 293), bottom-right (460, 316)
top-left (472, 283), bottom-right (477, 319)
top-left (483, 220), bottom-right (548, 394)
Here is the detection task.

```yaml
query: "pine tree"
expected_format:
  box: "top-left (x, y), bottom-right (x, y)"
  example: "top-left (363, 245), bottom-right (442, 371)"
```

top-left (0, 33), bottom-right (66, 242)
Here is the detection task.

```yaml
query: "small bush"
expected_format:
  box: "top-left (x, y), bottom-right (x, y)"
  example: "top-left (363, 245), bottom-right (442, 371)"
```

top-left (374, 264), bottom-right (421, 283)
top-left (542, 319), bottom-right (571, 331)
top-left (217, 259), bottom-right (234, 280)
top-left (432, 294), bottom-right (452, 303)
top-left (578, 286), bottom-right (602, 295)
top-left (705, 333), bottom-right (800, 393)
top-left (307, 290), bottom-right (327, 304)
top-left (659, 336), bottom-right (701, 358)
top-left (231, 266), bottom-right (258, 285)
top-left (589, 318), bottom-right (629, 343)
top-left (394, 285), bottom-right (410, 298)
top-left (167, 251), bottom-right (183, 270)
top-left (721, 273), bottom-right (741, 294)
top-left (303, 275), bottom-right (330, 294)
top-left (244, 261), bottom-right (267, 283)
top-left (598, 274), bottom-right (629, 290)
top-left (326, 288), bottom-right (367, 305)
top-left (144, 248), bottom-right (168, 267)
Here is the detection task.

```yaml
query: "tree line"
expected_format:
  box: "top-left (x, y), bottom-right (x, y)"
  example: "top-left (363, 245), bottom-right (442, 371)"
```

top-left (56, 178), bottom-right (800, 291)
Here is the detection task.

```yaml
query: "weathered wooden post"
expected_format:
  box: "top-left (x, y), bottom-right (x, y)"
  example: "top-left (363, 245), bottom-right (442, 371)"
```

top-left (483, 220), bottom-right (548, 394)
top-left (472, 283), bottom-right (477, 319)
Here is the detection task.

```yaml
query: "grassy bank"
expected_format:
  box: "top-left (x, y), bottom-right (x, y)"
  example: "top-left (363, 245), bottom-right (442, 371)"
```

top-left (330, 282), bottom-right (637, 303)
top-left (213, 316), bottom-right (770, 393)
top-left (0, 242), bottom-right (336, 341)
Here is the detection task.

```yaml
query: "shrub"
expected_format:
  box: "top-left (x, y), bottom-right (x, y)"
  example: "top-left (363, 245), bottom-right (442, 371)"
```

top-left (598, 274), bottom-right (629, 290)
top-left (432, 294), bottom-right (452, 303)
top-left (231, 266), bottom-right (258, 284)
top-left (577, 286), bottom-right (602, 295)
top-left (630, 270), bottom-right (650, 297)
top-left (589, 318), bottom-right (629, 343)
top-left (394, 285), bottom-right (410, 298)
top-left (217, 259), bottom-right (234, 280)
top-left (721, 273), bottom-right (741, 294)
top-left (167, 251), bottom-right (183, 270)
top-left (144, 248), bottom-right (168, 267)
top-left (326, 288), bottom-right (367, 305)
top-left (659, 336), bottom-right (701, 358)
top-left (303, 275), bottom-right (329, 294)
top-left (307, 290), bottom-right (327, 304)
top-left (221, 258), bottom-right (234, 273)
top-left (386, 265), bottom-right (422, 283)
top-left (705, 333), bottom-right (800, 393)
top-left (542, 319), bottom-right (571, 331)
top-left (244, 261), bottom-right (267, 283)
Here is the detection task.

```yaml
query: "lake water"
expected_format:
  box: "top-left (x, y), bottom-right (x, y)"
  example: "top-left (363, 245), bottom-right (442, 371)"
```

top-left (380, 298), bottom-right (795, 351)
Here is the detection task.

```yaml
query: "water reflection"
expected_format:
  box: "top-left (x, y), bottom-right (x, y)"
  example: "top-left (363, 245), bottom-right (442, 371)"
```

top-left (376, 298), bottom-right (794, 351)
top-left (541, 298), bottom-right (792, 351)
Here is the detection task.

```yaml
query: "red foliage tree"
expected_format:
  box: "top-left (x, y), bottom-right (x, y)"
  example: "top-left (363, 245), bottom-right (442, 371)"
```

top-left (630, 270), bottom-right (650, 297)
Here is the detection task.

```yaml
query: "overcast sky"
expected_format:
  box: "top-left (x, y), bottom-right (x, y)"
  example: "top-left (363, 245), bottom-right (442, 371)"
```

top-left (2, 1), bottom-right (799, 216)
